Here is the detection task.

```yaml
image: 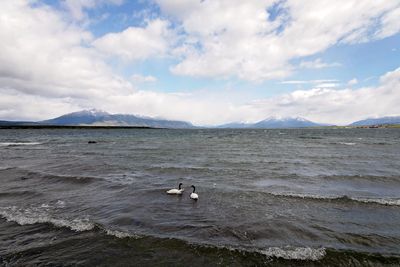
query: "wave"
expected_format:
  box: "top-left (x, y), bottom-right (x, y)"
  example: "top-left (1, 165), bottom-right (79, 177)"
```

top-left (268, 173), bottom-right (400, 184)
top-left (323, 174), bottom-right (400, 182)
top-left (0, 206), bottom-right (94, 232)
top-left (2, 205), bottom-right (400, 263)
top-left (12, 169), bottom-right (97, 185)
top-left (147, 165), bottom-right (213, 172)
top-left (267, 192), bottom-right (400, 206)
top-left (39, 173), bottom-right (96, 184)
top-left (104, 229), bottom-right (140, 239)
top-left (0, 206), bottom-right (139, 240)
top-left (261, 246), bottom-right (326, 261)
top-left (0, 190), bottom-right (42, 198)
top-left (352, 197), bottom-right (400, 206)
top-left (0, 166), bottom-right (15, 171)
top-left (0, 142), bottom-right (42, 147)
top-left (337, 142), bottom-right (356, 146)
top-left (1, 167), bottom-right (136, 186)
top-left (298, 136), bottom-right (323, 139)
top-left (0, 205), bottom-right (327, 261)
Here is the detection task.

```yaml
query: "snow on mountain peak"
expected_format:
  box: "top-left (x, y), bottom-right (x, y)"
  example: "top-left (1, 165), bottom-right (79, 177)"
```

top-left (261, 116), bottom-right (310, 122)
top-left (78, 109), bottom-right (109, 116)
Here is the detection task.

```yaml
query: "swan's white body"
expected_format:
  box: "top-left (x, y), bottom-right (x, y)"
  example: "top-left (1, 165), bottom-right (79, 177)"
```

top-left (166, 183), bottom-right (184, 195)
top-left (190, 185), bottom-right (198, 200)
top-left (166, 188), bottom-right (183, 195)
top-left (190, 192), bottom-right (198, 200)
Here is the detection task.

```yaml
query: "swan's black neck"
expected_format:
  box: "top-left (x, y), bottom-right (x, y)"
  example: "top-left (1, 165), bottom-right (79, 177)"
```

top-left (191, 185), bottom-right (196, 193)
top-left (178, 183), bottom-right (182, 190)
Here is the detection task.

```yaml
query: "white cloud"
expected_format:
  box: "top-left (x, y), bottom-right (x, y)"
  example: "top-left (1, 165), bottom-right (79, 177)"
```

top-left (62, 0), bottom-right (124, 21)
top-left (299, 58), bottom-right (341, 69)
top-left (156, 0), bottom-right (400, 81)
top-left (314, 83), bottom-right (339, 88)
top-left (0, 0), bottom-right (133, 120)
top-left (0, 0), bottom-right (132, 100)
top-left (250, 68), bottom-right (400, 125)
top-left (0, 88), bottom-right (81, 121)
top-left (348, 78), bottom-right (358, 86)
top-left (131, 74), bottom-right (157, 83)
top-left (375, 7), bottom-right (400, 39)
top-left (0, 1), bottom-right (399, 127)
top-left (280, 80), bottom-right (339, 85)
top-left (93, 19), bottom-right (174, 61)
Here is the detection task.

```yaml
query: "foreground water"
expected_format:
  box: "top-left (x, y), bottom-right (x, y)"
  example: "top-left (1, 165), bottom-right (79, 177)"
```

top-left (0, 128), bottom-right (399, 266)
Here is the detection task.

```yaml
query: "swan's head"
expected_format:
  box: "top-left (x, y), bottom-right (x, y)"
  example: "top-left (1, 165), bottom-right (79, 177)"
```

top-left (178, 183), bottom-right (183, 189)
top-left (191, 185), bottom-right (196, 192)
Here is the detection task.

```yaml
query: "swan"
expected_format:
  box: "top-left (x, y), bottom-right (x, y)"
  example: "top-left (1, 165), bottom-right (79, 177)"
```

top-left (166, 183), bottom-right (184, 195)
top-left (190, 185), bottom-right (198, 200)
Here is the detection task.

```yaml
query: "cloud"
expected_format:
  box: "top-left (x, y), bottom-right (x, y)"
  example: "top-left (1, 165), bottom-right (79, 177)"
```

top-left (280, 79), bottom-right (339, 85)
top-left (131, 74), bottom-right (157, 83)
top-left (93, 19), bottom-right (174, 61)
top-left (0, 0), bottom-right (133, 121)
top-left (0, 1), bottom-right (399, 127)
top-left (0, 89), bottom-right (81, 121)
top-left (375, 7), bottom-right (400, 39)
top-left (347, 78), bottom-right (358, 86)
top-left (0, 0), bottom-right (132, 100)
top-left (0, 1), bottom-right (252, 125)
top-left (314, 83), bottom-right (339, 88)
top-left (61, 0), bottom-right (124, 21)
top-left (299, 58), bottom-right (341, 69)
top-left (156, 0), bottom-right (400, 81)
top-left (250, 67), bottom-right (400, 125)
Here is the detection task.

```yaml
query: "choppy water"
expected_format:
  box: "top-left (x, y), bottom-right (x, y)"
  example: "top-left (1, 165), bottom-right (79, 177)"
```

top-left (0, 128), bottom-right (400, 266)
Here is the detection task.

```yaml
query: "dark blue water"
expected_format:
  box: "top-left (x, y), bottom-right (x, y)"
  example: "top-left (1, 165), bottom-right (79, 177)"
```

top-left (1, 128), bottom-right (400, 266)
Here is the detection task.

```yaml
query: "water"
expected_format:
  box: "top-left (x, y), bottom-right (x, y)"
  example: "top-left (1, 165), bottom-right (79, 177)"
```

top-left (0, 128), bottom-right (400, 266)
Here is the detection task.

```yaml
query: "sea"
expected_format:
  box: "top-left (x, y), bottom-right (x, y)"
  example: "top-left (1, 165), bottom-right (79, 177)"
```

top-left (0, 128), bottom-right (399, 266)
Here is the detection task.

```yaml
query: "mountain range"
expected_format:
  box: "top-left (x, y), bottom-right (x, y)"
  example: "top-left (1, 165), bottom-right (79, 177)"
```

top-left (1, 110), bottom-right (399, 128)
top-left (350, 116), bottom-right (400, 126)
top-left (0, 109), bottom-right (193, 128)
top-left (219, 117), bottom-right (329, 128)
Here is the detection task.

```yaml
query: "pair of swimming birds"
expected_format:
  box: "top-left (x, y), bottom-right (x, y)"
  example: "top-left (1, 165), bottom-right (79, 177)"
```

top-left (166, 183), bottom-right (198, 200)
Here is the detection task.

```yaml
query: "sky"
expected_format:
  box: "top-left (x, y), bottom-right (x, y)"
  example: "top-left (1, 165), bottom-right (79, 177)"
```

top-left (0, 0), bottom-right (399, 126)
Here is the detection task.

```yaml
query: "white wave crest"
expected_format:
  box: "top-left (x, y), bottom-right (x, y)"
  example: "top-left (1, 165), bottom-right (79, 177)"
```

top-left (268, 192), bottom-right (400, 206)
top-left (105, 229), bottom-right (140, 239)
top-left (0, 206), bottom-right (94, 232)
top-left (355, 197), bottom-right (400, 206)
top-left (338, 142), bottom-right (356, 146)
top-left (0, 205), bottom-right (142, 239)
top-left (261, 247), bottom-right (326, 261)
top-left (0, 142), bottom-right (42, 146)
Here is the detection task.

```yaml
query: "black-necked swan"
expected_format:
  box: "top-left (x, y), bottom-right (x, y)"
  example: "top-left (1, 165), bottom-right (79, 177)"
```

top-left (166, 183), bottom-right (184, 195)
top-left (190, 185), bottom-right (198, 200)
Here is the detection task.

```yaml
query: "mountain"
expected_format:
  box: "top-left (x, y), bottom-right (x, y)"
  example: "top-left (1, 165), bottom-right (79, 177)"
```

top-left (0, 120), bottom-right (40, 126)
top-left (40, 109), bottom-right (193, 128)
top-left (218, 117), bottom-right (326, 128)
top-left (350, 116), bottom-right (400, 126)
top-left (253, 117), bottom-right (323, 128)
top-left (41, 110), bottom-right (110, 125)
top-left (217, 122), bottom-right (252, 128)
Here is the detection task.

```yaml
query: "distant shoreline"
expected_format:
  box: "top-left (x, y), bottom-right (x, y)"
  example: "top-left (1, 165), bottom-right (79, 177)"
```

top-left (0, 125), bottom-right (157, 129)
top-left (1, 125), bottom-right (399, 130)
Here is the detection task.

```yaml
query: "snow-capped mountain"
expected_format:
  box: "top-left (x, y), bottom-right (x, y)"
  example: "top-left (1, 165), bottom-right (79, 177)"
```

top-left (218, 117), bottom-right (326, 128)
top-left (40, 109), bottom-right (193, 128)
top-left (253, 116), bottom-right (323, 128)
